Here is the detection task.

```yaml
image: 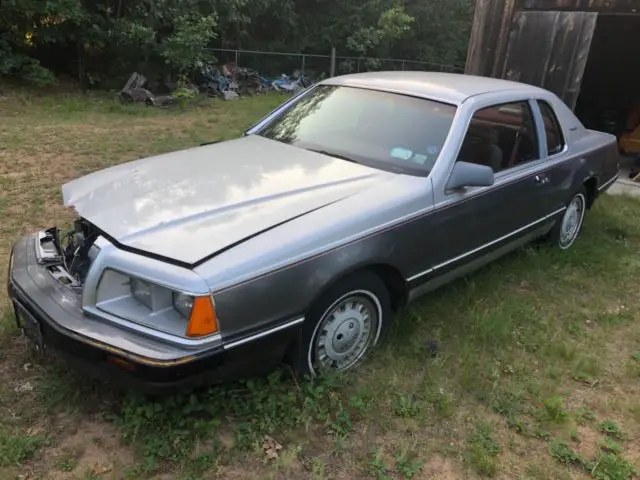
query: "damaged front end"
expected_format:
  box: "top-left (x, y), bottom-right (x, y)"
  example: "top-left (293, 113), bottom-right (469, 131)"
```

top-left (7, 218), bottom-right (231, 394)
top-left (36, 218), bottom-right (101, 291)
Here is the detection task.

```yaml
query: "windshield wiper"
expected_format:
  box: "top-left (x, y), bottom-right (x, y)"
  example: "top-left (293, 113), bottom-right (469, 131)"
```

top-left (305, 148), bottom-right (360, 164)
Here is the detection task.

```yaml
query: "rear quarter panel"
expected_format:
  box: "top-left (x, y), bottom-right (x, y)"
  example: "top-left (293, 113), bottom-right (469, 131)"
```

top-left (546, 94), bottom-right (619, 193)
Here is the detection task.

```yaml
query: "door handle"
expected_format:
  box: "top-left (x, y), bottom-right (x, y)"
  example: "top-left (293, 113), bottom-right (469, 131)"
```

top-left (534, 174), bottom-right (550, 185)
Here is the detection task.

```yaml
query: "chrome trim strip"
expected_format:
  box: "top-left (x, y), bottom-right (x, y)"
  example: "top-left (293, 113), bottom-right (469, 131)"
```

top-left (598, 173), bottom-right (619, 191)
top-left (83, 305), bottom-right (223, 348)
top-left (407, 206), bottom-right (567, 283)
top-left (223, 317), bottom-right (305, 350)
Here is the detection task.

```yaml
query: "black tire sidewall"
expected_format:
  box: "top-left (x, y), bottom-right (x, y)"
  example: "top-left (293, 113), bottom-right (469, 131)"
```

top-left (292, 271), bottom-right (392, 376)
top-left (551, 187), bottom-right (587, 250)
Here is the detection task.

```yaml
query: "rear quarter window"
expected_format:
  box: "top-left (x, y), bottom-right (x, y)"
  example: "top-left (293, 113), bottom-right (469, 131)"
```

top-left (538, 100), bottom-right (566, 156)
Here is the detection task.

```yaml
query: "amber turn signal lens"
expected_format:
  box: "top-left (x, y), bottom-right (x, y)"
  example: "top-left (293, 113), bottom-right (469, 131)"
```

top-left (186, 296), bottom-right (218, 337)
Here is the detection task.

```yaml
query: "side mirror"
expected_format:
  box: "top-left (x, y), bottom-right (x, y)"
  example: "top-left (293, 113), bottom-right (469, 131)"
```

top-left (446, 161), bottom-right (494, 191)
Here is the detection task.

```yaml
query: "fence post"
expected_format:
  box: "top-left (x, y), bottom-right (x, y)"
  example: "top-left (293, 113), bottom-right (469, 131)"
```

top-left (301, 54), bottom-right (306, 76)
top-left (401, 60), bottom-right (405, 71)
top-left (330, 47), bottom-right (336, 77)
top-left (234, 49), bottom-right (239, 65)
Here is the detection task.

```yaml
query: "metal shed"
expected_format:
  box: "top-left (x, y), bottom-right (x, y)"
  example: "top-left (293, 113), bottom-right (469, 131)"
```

top-left (465, 0), bottom-right (640, 136)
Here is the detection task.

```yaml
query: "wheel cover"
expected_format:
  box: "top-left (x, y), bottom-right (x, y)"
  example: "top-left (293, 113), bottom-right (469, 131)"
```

top-left (559, 194), bottom-right (585, 248)
top-left (312, 292), bottom-right (379, 372)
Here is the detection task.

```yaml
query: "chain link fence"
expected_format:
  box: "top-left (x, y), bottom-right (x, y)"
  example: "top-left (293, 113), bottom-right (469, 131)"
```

top-left (206, 48), bottom-right (464, 80)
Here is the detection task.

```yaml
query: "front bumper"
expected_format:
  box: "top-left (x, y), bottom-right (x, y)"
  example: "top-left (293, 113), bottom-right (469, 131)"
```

top-left (7, 235), bottom-right (289, 395)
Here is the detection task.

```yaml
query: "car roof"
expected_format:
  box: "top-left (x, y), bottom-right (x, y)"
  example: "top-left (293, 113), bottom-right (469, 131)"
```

top-left (321, 71), bottom-right (547, 105)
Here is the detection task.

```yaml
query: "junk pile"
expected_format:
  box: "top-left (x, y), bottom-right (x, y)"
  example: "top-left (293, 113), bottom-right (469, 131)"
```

top-left (196, 62), bottom-right (313, 99)
top-left (119, 72), bottom-right (178, 107)
top-left (119, 62), bottom-right (316, 106)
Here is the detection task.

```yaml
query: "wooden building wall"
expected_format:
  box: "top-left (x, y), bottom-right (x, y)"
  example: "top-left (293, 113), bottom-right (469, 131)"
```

top-left (465, 0), bottom-right (639, 109)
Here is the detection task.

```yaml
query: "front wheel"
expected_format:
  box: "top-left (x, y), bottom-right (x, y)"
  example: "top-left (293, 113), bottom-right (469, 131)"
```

top-left (291, 272), bottom-right (391, 376)
top-left (549, 188), bottom-right (587, 250)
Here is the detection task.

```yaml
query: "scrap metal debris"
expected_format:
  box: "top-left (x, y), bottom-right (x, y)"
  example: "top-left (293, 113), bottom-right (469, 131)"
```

top-left (119, 61), bottom-right (317, 106)
top-left (119, 72), bottom-right (177, 107)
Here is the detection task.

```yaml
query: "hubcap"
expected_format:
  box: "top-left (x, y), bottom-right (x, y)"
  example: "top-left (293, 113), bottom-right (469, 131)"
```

top-left (560, 195), bottom-right (585, 248)
top-left (313, 293), bottom-right (379, 372)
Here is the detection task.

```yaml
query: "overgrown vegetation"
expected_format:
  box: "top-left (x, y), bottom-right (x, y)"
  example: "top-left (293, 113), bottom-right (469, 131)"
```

top-left (0, 93), bottom-right (639, 478)
top-left (0, 0), bottom-right (473, 88)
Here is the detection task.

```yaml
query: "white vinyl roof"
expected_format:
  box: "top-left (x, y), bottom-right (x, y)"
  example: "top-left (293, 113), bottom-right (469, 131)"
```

top-left (322, 71), bottom-right (547, 105)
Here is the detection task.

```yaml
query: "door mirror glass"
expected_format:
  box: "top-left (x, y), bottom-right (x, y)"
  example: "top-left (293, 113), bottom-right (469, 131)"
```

top-left (447, 161), bottom-right (495, 191)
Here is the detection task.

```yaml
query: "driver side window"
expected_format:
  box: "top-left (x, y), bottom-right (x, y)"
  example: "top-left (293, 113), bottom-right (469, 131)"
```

top-left (457, 101), bottom-right (540, 173)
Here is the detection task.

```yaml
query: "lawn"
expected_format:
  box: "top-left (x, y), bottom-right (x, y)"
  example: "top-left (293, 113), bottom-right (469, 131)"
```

top-left (0, 91), bottom-right (639, 480)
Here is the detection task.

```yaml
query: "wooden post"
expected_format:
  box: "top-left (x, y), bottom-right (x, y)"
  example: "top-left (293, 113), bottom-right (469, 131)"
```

top-left (330, 47), bottom-right (336, 77)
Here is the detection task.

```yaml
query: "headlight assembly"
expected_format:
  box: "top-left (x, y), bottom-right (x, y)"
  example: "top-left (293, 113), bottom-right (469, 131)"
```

top-left (95, 269), bottom-right (217, 338)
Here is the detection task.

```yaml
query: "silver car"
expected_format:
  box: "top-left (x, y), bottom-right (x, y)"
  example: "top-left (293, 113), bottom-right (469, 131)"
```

top-left (7, 72), bottom-right (620, 393)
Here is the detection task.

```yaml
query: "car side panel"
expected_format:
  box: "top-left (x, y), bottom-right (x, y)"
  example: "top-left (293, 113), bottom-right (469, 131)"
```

top-left (213, 199), bottom-right (490, 342)
top-left (214, 91), bottom-right (618, 346)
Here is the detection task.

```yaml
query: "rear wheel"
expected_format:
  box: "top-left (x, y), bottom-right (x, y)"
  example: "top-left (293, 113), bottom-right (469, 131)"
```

top-left (291, 271), bottom-right (391, 376)
top-left (549, 188), bottom-right (587, 250)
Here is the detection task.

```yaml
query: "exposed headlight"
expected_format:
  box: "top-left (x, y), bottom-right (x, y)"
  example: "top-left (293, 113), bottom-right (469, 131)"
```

top-left (95, 269), bottom-right (217, 338)
top-left (173, 292), bottom-right (195, 319)
top-left (130, 277), bottom-right (153, 309)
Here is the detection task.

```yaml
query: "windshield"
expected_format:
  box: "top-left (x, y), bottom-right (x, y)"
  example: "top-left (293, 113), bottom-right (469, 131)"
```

top-left (256, 85), bottom-right (457, 175)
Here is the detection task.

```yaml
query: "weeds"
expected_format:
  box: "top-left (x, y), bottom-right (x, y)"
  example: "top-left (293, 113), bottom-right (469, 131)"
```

top-left (576, 408), bottom-right (597, 425)
top-left (393, 393), bottom-right (422, 419)
top-left (0, 428), bottom-right (46, 466)
top-left (548, 439), bottom-right (584, 467)
top-left (465, 422), bottom-right (501, 477)
top-left (590, 453), bottom-right (637, 480)
top-left (599, 437), bottom-right (623, 455)
top-left (599, 420), bottom-right (625, 440)
top-left (540, 396), bottom-right (569, 424)
top-left (117, 371), bottom-right (363, 469)
top-left (368, 448), bottom-right (392, 480)
top-left (394, 449), bottom-right (423, 479)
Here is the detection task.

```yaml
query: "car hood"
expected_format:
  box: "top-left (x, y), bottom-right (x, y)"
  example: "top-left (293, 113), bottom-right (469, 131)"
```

top-left (63, 135), bottom-right (389, 266)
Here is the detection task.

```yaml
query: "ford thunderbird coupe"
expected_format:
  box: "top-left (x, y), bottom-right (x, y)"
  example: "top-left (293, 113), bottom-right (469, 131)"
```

top-left (8, 72), bottom-right (620, 393)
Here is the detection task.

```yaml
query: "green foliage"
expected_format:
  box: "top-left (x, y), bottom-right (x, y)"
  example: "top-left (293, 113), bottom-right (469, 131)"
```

top-left (394, 449), bottom-right (423, 479)
top-left (576, 408), bottom-right (597, 425)
top-left (465, 422), bottom-right (501, 477)
top-left (393, 393), bottom-right (421, 418)
top-left (0, 428), bottom-right (46, 466)
top-left (599, 420), bottom-right (625, 440)
top-left (368, 448), bottom-right (392, 480)
top-left (599, 437), bottom-right (623, 455)
top-left (160, 14), bottom-right (218, 74)
top-left (540, 396), bottom-right (569, 424)
top-left (549, 440), bottom-right (585, 467)
top-left (590, 453), bottom-right (637, 480)
top-left (0, 0), bottom-right (473, 85)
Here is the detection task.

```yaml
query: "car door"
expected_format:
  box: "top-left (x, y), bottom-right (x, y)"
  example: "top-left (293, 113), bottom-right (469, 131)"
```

top-left (528, 98), bottom-right (574, 215)
top-left (406, 97), bottom-right (557, 288)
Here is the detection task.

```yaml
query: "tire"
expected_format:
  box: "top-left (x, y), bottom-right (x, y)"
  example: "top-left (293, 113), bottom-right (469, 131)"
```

top-left (549, 187), bottom-right (587, 250)
top-left (290, 271), bottom-right (392, 376)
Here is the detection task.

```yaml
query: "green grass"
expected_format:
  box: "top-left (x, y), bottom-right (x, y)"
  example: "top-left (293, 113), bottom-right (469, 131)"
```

top-left (1, 90), bottom-right (640, 478)
top-left (0, 428), bottom-right (46, 467)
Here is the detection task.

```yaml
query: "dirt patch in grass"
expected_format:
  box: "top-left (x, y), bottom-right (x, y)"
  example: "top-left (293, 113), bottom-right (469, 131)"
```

top-left (1, 92), bottom-right (640, 479)
top-left (41, 419), bottom-right (136, 480)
